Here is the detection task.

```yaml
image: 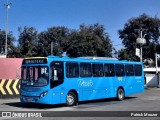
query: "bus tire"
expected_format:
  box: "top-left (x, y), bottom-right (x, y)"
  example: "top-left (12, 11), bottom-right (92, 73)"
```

top-left (66, 92), bottom-right (77, 106)
top-left (117, 88), bottom-right (125, 101)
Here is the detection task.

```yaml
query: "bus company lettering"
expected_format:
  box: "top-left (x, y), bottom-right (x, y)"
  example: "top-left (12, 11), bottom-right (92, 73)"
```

top-left (78, 79), bottom-right (93, 87)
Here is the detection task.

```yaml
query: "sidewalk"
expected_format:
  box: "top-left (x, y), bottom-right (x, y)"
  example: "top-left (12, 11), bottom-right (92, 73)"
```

top-left (145, 86), bottom-right (160, 90)
top-left (0, 98), bottom-right (19, 104)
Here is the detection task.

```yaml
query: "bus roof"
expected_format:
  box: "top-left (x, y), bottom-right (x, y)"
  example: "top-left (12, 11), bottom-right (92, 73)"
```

top-left (47, 56), bottom-right (142, 64)
top-left (22, 56), bottom-right (142, 65)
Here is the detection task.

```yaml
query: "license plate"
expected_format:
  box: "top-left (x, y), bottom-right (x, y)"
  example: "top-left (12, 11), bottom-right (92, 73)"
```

top-left (25, 97), bottom-right (33, 102)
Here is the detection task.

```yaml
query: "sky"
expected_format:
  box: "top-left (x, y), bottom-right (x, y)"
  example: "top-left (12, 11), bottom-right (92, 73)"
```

top-left (0, 0), bottom-right (160, 50)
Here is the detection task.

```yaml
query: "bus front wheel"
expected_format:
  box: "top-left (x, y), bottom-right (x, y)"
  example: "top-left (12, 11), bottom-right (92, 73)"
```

top-left (66, 92), bottom-right (77, 106)
top-left (117, 88), bottom-right (125, 101)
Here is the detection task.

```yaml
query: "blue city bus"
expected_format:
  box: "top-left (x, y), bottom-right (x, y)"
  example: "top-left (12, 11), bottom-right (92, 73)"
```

top-left (20, 56), bottom-right (144, 106)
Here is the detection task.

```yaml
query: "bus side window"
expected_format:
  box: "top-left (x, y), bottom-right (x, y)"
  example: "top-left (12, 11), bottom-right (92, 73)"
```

top-left (80, 63), bottom-right (92, 77)
top-left (50, 61), bottom-right (64, 81)
top-left (125, 64), bottom-right (134, 76)
top-left (104, 64), bottom-right (115, 77)
top-left (92, 64), bottom-right (104, 77)
top-left (115, 64), bottom-right (125, 76)
top-left (66, 63), bottom-right (79, 78)
top-left (134, 64), bottom-right (142, 76)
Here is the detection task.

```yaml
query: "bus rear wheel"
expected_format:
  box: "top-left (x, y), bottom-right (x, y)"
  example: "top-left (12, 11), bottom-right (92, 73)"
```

top-left (66, 92), bottom-right (77, 106)
top-left (117, 88), bottom-right (125, 101)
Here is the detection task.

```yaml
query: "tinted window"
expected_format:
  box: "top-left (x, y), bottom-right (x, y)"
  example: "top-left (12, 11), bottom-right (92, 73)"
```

top-left (104, 64), bottom-right (115, 76)
top-left (50, 61), bottom-right (64, 81)
top-left (125, 64), bottom-right (134, 76)
top-left (50, 61), bottom-right (64, 88)
top-left (134, 64), bottom-right (142, 76)
top-left (80, 63), bottom-right (92, 77)
top-left (66, 63), bottom-right (79, 78)
top-left (115, 64), bottom-right (125, 76)
top-left (92, 64), bottom-right (104, 77)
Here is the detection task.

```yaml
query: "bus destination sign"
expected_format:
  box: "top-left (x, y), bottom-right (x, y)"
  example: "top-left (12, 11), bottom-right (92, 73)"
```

top-left (22, 58), bottom-right (47, 64)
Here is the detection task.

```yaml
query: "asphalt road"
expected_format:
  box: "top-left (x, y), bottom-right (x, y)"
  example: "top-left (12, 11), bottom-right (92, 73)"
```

top-left (0, 88), bottom-right (160, 120)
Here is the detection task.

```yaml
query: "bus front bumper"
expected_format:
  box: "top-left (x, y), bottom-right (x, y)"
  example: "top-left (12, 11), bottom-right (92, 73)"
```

top-left (20, 91), bottom-right (50, 104)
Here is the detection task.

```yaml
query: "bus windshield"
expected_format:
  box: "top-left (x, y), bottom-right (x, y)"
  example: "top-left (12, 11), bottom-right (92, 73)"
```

top-left (21, 66), bottom-right (49, 87)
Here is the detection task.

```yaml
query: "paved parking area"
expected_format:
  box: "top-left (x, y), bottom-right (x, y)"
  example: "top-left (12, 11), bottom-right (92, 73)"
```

top-left (0, 88), bottom-right (160, 120)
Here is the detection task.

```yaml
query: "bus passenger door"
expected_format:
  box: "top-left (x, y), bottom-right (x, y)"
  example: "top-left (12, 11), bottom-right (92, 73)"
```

top-left (50, 61), bottom-right (64, 104)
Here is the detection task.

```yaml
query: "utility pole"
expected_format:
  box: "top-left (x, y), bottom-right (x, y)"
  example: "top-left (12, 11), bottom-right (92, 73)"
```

top-left (135, 28), bottom-right (147, 62)
top-left (51, 42), bottom-right (53, 55)
top-left (155, 53), bottom-right (160, 87)
top-left (4, 0), bottom-right (11, 57)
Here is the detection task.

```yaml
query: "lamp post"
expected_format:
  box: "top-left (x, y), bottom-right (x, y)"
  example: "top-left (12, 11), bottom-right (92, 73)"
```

top-left (4, 0), bottom-right (11, 56)
top-left (135, 28), bottom-right (147, 62)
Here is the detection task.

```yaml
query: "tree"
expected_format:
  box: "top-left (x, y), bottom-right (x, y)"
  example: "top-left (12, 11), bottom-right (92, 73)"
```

top-left (0, 29), bottom-right (16, 57)
top-left (118, 13), bottom-right (160, 61)
top-left (38, 26), bottom-right (70, 56)
top-left (18, 26), bottom-right (38, 57)
top-left (67, 23), bottom-right (113, 57)
top-left (118, 49), bottom-right (139, 61)
top-left (16, 24), bottom-right (113, 58)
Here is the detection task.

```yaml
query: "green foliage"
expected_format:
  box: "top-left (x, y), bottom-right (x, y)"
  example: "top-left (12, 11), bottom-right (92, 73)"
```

top-left (37, 24), bottom-right (112, 57)
top-left (0, 29), bottom-right (16, 57)
top-left (38, 26), bottom-right (70, 56)
top-left (0, 30), bottom-right (6, 54)
top-left (67, 23), bottom-right (112, 57)
top-left (118, 49), bottom-right (139, 61)
top-left (2, 23), bottom-right (113, 58)
top-left (118, 13), bottom-right (160, 61)
top-left (18, 26), bottom-right (38, 57)
top-left (2, 13), bottom-right (160, 60)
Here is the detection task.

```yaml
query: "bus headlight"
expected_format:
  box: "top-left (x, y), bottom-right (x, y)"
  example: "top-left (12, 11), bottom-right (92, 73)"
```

top-left (40, 91), bottom-right (48, 98)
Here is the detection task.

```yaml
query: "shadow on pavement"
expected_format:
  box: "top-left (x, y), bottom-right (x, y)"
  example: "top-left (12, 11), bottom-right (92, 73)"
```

top-left (78, 97), bottom-right (137, 105)
top-left (3, 96), bottom-right (137, 109)
top-left (4, 102), bottom-right (65, 109)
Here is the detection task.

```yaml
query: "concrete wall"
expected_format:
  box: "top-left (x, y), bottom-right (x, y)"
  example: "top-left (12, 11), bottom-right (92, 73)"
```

top-left (145, 74), bottom-right (158, 87)
top-left (0, 58), bottom-right (23, 79)
top-left (0, 58), bottom-right (23, 99)
top-left (144, 68), bottom-right (160, 87)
